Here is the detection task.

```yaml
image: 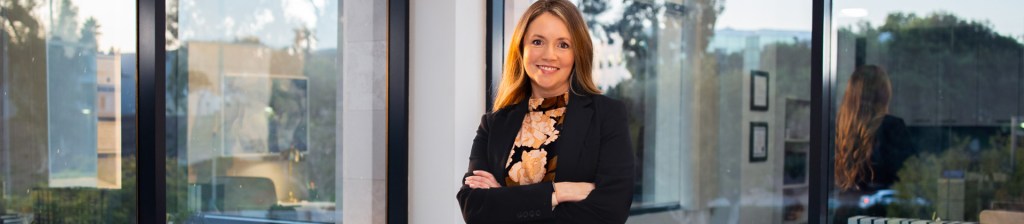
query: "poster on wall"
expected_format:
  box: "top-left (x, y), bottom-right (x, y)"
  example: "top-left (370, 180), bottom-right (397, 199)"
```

top-left (751, 70), bottom-right (769, 111)
top-left (750, 122), bottom-right (769, 162)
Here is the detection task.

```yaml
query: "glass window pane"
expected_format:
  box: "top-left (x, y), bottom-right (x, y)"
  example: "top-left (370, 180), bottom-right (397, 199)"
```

top-left (2, 0), bottom-right (137, 222)
top-left (501, 0), bottom-right (812, 223)
top-left (829, 1), bottom-right (1024, 223)
top-left (164, 0), bottom-right (387, 223)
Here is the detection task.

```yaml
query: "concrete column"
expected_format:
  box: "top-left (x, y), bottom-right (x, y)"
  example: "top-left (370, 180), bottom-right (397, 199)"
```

top-left (341, 0), bottom-right (388, 223)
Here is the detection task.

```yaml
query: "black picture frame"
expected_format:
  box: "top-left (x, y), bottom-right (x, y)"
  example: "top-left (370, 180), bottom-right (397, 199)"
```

top-left (750, 122), bottom-right (769, 163)
top-left (750, 70), bottom-right (770, 111)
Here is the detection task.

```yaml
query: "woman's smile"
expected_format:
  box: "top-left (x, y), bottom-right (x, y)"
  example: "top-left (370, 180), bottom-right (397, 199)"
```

top-left (536, 64), bottom-right (560, 74)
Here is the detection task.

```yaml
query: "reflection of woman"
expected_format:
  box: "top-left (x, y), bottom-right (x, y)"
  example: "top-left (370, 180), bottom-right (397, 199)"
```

top-left (835, 65), bottom-right (915, 218)
top-left (456, 0), bottom-right (635, 223)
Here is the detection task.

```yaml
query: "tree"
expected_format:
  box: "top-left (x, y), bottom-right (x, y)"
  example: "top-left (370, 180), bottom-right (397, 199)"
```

top-left (840, 12), bottom-right (1024, 222)
top-left (3, 0), bottom-right (136, 222)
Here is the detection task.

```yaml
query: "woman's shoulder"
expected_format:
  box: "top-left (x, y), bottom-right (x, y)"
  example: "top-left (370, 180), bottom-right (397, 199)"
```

top-left (882, 115), bottom-right (907, 128)
top-left (589, 94), bottom-right (625, 109)
top-left (586, 94), bottom-right (628, 120)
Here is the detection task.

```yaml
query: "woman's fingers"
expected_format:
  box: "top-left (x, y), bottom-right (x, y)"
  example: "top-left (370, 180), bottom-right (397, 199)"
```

top-left (469, 171), bottom-right (502, 188)
top-left (472, 170), bottom-right (496, 180)
top-left (464, 179), bottom-right (489, 189)
top-left (466, 176), bottom-right (500, 188)
top-left (553, 182), bottom-right (596, 203)
top-left (582, 182), bottom-right (595, 191)
top-left (464, 175), bottom-right (501, 189)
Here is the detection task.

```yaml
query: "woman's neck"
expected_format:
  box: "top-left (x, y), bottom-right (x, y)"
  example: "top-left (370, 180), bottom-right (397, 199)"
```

top-left (532, 91), bottom-right (567, 99)
top-left (531, 85), bottom-right (569, 99)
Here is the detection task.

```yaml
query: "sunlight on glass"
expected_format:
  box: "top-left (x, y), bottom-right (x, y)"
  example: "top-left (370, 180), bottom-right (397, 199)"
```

top-left (840, 8), bottom-right (868, 17)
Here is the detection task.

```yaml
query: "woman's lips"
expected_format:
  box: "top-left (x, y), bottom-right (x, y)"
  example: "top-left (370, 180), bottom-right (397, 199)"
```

top-left (537, 65), bottom-right (560, 74)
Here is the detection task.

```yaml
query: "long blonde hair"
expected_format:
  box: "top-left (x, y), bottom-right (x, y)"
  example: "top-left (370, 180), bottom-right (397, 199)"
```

top-left (835, 65), bottom-right (892, 190)
top-left (492, 0), bottom-right (601, 112)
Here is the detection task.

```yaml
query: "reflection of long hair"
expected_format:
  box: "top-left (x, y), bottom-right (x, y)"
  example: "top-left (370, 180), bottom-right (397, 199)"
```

top-left (492, 0), bottom-right (601, 112)
top-left (835, 65), bottom-right (892, 190)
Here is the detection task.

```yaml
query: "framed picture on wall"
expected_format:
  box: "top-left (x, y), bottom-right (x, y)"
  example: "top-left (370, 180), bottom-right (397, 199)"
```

top-left (750, 70), bottom-right (769, 111)
top-left (750, 122), bottom-right (769, 162)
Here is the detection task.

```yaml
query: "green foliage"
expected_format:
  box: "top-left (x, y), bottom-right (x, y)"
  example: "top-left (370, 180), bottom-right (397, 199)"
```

top-left (16, 156), bottom-right (138, 223)
top-left (888, 134), bottom-right (1024, 221)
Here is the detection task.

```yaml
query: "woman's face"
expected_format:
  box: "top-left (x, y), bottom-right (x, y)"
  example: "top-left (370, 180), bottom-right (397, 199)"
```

top-left (522, 12), bottom-right (574, 97)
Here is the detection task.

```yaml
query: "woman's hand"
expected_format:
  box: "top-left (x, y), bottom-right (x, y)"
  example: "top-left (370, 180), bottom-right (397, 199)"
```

top-left (553, 182), bottom-right (595, 203)
top-left (464, 170), bottom-right (502, 189)
top-left (464, 171), bottom-right (594, 205)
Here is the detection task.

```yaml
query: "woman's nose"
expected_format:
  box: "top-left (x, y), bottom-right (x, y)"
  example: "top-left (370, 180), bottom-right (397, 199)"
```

top-left (541, 46), bottom-right (558, 61)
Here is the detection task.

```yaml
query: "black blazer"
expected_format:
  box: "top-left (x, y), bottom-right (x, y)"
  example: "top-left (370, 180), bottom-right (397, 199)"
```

top-left (456, 93), bottom-right (635, 224)
top-left (860, 115), bottom-right (916, 191)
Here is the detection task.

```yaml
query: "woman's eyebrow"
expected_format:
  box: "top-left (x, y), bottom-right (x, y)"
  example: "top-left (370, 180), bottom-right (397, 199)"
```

top-left (531, 34), bottom-right (570, 41)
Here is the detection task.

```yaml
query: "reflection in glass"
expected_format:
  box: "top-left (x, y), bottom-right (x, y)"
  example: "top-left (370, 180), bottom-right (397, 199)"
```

top-left (829, 1), bottom-right (1024, 222)
top-left (2, 0), bottom-right (137, 222)
top-left (501, 0), bottom-right (811, 223)
top-left (164, 0), bottom-right (386, 223)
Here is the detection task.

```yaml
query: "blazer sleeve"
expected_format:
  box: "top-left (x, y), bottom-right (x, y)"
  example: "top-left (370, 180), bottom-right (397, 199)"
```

top-left (456, 114), bottom-right (557, 223)
top-left (553, 99), bottom-right (635, 223)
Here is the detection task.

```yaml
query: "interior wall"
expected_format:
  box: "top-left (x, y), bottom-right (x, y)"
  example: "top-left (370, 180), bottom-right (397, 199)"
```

top-left (408, 0), bottom-right (486, 223)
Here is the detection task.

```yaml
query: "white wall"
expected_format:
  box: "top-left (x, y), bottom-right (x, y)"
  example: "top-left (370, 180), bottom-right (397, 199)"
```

top-left (409, 0), bottom-right (486, 223)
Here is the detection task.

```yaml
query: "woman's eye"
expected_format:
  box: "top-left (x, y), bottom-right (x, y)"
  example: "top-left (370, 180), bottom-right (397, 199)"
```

top-left (558, 42), bottom-right (570, 49)
top-left (531, 40), bottom-right (542, 46)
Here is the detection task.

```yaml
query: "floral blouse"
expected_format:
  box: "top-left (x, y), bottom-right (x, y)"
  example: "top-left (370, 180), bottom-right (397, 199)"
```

top-left (505, 92), bottom-right (568, 186)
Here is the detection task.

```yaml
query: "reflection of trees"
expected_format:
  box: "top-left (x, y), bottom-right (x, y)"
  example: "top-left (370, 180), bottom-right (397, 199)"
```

top-left (839, 12), bottom-right (1023, 127)
top-left (2, 0), bottom-right (136, 222)
top-left (768, 40), bottom-right (812, 99)
top-left (839, 12), bottom-right (1024, 221)
top-left (3, 0), bottom-right (51, 203)
top-left (889, 135), bottom-right (1024, 221)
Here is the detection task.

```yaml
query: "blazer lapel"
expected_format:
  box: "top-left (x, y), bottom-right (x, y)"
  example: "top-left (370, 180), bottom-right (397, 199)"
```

top-left (553, 93), bottom-right (593, 181)
top-left (491, 100), bottom-right (528, 186)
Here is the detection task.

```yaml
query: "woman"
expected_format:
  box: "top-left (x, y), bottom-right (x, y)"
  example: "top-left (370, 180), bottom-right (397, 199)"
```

top-left (456, 0), bottom-right (635, 223)
top-left (834, 65), bottom-right (915, 219)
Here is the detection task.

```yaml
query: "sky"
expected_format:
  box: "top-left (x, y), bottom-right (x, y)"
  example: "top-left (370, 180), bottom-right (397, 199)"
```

top-left (60, 0), bottom-right (138, 53)
top-left (36, 0), bottom-right (1024, 54)
top-left (717, 0), bottom-right (1023, 38)
top-left (36, 0), bottom-right (338, 53)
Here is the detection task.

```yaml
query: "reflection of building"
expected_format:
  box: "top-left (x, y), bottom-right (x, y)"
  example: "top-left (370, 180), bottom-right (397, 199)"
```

top-left (709, 28), bottom-right (811, 54)
top-left (42, 38), bottom-right (126, 189)
top-left (46, 39), bottom-right (99, 188)
top-left (96, 53), bottom-right (122, 189)
top-left (184, 41), bottom-right (311, 213)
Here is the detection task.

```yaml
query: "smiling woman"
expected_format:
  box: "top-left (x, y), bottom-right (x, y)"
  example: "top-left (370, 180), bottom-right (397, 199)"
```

top-left (521, 12), bottom-right (577, 98)
top-left (457, 0), bottom-right (635, 223)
